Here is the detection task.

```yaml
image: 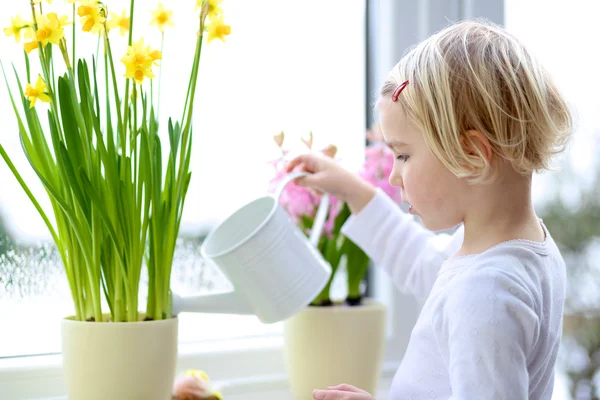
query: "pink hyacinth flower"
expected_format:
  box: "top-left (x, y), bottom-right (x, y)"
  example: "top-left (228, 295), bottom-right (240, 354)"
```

top-left (359, 143), bottom-right (402, 203)
top-left (268, 161), bottom-right (342, 237)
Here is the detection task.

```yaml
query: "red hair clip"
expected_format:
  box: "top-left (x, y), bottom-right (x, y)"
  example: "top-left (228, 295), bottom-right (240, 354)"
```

top-left (391, 80), bottom-right (409, 102)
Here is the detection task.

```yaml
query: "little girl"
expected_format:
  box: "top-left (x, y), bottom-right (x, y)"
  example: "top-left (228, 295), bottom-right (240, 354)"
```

top-left (287, 20), bottom-right (572, 400)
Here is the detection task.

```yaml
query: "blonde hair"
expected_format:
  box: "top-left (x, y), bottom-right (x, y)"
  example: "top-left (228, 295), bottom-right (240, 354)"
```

top-left (380, 20), bottom-right (572, 182)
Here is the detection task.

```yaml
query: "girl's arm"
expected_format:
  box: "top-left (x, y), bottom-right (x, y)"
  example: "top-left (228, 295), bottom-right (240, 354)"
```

top-left (341, 189), bottom-right (463, 301)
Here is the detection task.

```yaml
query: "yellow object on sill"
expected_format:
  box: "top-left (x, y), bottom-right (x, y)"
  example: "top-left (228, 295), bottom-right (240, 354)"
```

top-left (172, 369), bottom-right (223, 400)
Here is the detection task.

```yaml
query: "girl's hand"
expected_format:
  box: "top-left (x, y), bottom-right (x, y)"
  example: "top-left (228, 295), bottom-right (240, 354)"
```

top-left (312, 384), bottom-right (375, 400)
top-left (286, 153), bottom-right (376, 215)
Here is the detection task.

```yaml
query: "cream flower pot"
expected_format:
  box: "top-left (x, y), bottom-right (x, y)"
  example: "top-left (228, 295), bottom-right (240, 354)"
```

top-left (283, 299), bottom-right (386, 399)
top-left (61, 314), bottom-right (178, 400)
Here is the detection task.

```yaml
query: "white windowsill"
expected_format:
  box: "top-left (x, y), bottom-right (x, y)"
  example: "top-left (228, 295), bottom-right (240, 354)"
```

top-left (0, 334), bottom-right (400, 400)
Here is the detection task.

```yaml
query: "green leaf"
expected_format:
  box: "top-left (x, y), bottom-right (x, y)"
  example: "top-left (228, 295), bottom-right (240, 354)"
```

top-left (23, 151), bottom-right (93, 270)
top-left (58, 75), bottom-right (85, 170)
top-left (4, 63), bottom-right (55, 184)
top-left (300, 215), bottom-right (313, 235)
top-left (0, 142), bottom-right (60, 246)
top-left (57, 143), bottom-right (90, 218)
top-left (343, 238), bottom-right (370, 299)
top-left (79, 169), bottom-right (128, 281)
top-left (332, 202), bottom-right (351, 236)
top-left (23, 50), bottom-right (30, 83)
top-left (91, 57), bottom-right (101, 126)
top-left (77, 60), bottom-right (94, 136)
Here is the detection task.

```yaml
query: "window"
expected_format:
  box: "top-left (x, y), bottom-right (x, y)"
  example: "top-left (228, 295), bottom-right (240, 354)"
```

top-left (0, 0), bottom-right (366, 359)
top-left (505, 2), bottom-right (600, 399)
top-left (505, 1), bottom-right (600, 208)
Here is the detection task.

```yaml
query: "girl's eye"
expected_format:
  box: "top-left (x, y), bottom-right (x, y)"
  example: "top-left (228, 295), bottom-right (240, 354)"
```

top-left (396, 154), bottom-right (409, 162)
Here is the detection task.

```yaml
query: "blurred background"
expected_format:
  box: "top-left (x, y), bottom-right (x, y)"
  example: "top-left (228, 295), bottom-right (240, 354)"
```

top-left (1, 1), bottom-right (600, 399)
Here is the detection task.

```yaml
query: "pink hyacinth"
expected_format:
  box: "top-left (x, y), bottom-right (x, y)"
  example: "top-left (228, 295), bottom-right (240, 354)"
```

top-left (268, 161), bottom-right (342, 238)
top-left (359, 143), bottom-right (402, 203)
top-left (322, 195), bottom-right (341, 236)
top-left (268, 166), bottom-right (318, 222)
top-left (267, 129), bottom-right (400, 238)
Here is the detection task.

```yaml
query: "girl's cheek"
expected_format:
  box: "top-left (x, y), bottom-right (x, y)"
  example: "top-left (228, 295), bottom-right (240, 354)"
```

top-left (403, 165), bottom-right (414, 187)
top-left (403, 167), bottom-right (423, 200)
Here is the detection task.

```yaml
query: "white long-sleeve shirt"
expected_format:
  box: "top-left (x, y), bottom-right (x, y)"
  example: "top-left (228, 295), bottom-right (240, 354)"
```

top-left (341, 190), bottom-right (566, 400)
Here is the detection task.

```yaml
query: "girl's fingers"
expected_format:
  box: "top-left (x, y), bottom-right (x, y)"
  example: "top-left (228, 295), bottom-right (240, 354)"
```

top-left (286, 153), bottom-right (324, 174)
top-left (313, 389), bottom-right (369, 400)
top-left (286, 155), bottom-right (311, 173)
top-left (327, 384), bottom-right (370, 394)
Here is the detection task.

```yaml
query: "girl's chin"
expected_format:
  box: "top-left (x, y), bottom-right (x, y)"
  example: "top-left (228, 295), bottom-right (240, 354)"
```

top-left (419, 215), bottom-right (460, 233)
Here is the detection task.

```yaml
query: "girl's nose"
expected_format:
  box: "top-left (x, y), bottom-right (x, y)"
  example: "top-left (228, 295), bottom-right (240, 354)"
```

top-left (389, 167), bottom-right (403, 188)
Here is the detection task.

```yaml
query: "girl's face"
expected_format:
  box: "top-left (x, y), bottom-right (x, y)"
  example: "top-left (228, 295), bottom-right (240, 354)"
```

top-left (378, 98), bottom-right (469, 232)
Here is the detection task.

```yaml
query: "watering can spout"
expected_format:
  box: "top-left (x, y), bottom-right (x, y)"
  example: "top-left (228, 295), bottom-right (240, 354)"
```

top-left (171, 291), bottom-right (254, 317)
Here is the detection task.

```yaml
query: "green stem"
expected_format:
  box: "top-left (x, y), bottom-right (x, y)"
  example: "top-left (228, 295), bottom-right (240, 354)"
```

top-left (156, 31), bottom-right (164, 121)
top-left (127, 0), bottom-right (135, 46)
top-left (104, 42), bottom-right (110, 139)
top-left (181, 26), bottom-right (204, 135)
top-left (0, 145), bottom-right (59, 246)
top-left (95, 35), bottom-right (100, 67)
top-left (56, 217), bottom-right (82, 320)
top-left (114, 253), bottom-right (123, 321)
top-left (90, 205), bottom-right (104, 322)
top-left (122, 0), bottom-right (136, 167)
top-left (71, 243), bottom-right (85, 320)
top-left (103, 32), bottom-right (123, 130)
top-left (72, 3), bottom-right (76, 81)
top-left (29, 3), bottom-right (64, 143)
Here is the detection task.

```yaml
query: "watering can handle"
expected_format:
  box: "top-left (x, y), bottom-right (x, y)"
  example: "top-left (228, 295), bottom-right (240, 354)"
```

top-left (275, 171), bottom-right (330, 247)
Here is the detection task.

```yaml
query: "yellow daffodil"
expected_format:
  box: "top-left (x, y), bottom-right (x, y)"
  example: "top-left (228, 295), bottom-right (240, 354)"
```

top-left (25, 75), bottom-right (52, 108)
top-left (24, 12), bottom-right (69, 54)
top-left (78, 0), bottom-right (105, 34)
top-left (196, 0), bottom-right (223, 19)
top-left (22, 25), bottom-right (35, 41)
top-left (107, 10), bottom-right (130, 36)
top-left (205, 15), bottom-right (230, 43)
top-left (150, 3), bottom-right (174, 32)
top-left (4, 15), bottom-right (30, 44)
top-left (24, 41), bottom-right (38, 54)
top-left (121, 38), bottom-right (162, 85)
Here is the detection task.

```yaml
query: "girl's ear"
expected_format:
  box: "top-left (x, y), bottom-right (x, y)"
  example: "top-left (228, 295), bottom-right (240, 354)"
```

top-left (461, 130), bottom-right (494, 177)
top-left (461, 130), bottom-right (492, 160)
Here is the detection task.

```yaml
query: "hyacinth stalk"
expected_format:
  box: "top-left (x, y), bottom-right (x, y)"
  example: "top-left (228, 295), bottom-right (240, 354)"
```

top-left (0, 0), bottom-right (227, 322)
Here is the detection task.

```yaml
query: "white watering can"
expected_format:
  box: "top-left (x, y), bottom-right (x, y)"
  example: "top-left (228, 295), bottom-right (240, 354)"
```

top-left (171, 172), bottom-right (332, 324)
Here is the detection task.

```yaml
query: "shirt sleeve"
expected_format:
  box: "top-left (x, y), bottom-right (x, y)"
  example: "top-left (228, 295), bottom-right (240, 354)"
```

top-left (433, 266), bottom-right (540, 399)
top-left (341, 189), bottom-right (464, 301)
